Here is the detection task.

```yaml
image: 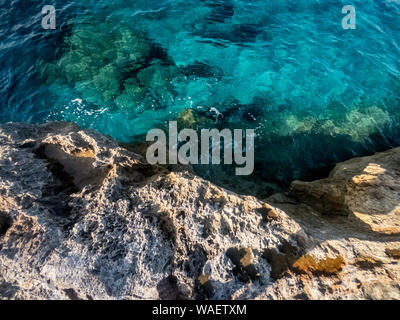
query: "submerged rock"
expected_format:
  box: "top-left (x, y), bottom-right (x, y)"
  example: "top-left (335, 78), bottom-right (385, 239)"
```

top-left (42, 21), bottom-right (180, 110)
top-left (176, 108), bottom-right (213, 130)
top-left (0, 122), bottom-right (399, 300)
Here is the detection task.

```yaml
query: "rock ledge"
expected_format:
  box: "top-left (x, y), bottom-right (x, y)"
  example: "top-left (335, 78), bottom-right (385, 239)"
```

top-left (0, 122), bottom-right (399, 300)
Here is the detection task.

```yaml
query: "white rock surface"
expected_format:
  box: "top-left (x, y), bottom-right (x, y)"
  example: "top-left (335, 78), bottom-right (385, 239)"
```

top-left (0, 122), bottom-right (399, 300)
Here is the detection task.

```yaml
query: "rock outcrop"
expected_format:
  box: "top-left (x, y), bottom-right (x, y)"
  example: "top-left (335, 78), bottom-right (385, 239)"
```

top-left (290, 149), bottom-right (400, 235)
top-left (0, 122), bottom-right (399, 300)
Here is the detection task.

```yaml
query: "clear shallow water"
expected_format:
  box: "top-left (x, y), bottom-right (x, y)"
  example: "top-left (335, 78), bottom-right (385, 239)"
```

top-left (1, 0), bottom-right (400, 195)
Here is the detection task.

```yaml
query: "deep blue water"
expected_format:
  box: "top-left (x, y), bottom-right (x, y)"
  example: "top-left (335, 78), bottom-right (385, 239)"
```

top-left (1, 0), bottom-right (400, 195)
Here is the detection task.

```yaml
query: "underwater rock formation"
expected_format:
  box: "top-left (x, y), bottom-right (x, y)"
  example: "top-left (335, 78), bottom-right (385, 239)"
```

top-left (0, 122), bottom-right (399, 300)
top-left (42, 21), bottom-right (181, 111)
top-left (37, 18), bottom-right (400, 194)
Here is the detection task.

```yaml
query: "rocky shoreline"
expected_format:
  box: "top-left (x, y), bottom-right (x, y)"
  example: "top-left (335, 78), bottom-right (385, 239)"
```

top-left (0, 122), bottom-right (399, 300)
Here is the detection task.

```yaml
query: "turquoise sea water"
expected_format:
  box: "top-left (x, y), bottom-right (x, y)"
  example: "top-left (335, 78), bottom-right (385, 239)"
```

top-left (1, 0), bottom-right (400, 195)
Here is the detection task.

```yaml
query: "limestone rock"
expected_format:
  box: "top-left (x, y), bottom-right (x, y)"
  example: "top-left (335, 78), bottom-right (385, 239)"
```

top-left (290, 148), bottom-right (400, 235)
top-left (0, 122), bottom-right (399, 300)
